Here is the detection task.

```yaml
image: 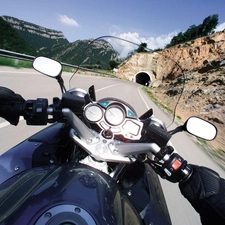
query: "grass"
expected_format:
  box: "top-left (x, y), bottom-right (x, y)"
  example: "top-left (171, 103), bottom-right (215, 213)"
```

top-left (197, 137), bottom-right (208, 146)
top-left (0, 56), bottom-right (32, 68)
top-left (176, 115), bottom-right (182, 120)
top-left (0, 57), bottom-right (116, 79)
top-left (142, 86), bottom-right (173, 115)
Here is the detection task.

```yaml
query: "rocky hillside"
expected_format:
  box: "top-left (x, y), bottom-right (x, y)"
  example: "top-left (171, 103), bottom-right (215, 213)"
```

top-left (119, 30), bottom-right (225, 162)
top-left (2, 16), bottom-right (69, 51)
top-left (40, 39), bottom-right (119, 69)
top-left (153, 30), bottom-right (225, 151)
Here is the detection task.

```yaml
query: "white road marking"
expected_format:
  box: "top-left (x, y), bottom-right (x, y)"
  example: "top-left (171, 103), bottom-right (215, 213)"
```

top-left (137, 86), bottom-right (150, 110)
top-left (137, 87), bottom-right (177, 153)
top-left (96, 83), bottom-right (122, 92)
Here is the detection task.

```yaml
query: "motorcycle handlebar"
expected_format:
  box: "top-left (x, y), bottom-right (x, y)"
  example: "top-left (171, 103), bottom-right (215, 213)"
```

top-left (18, 97), bottom-right (193, 182)
top-left (20, 97), bottom-right (64, 125)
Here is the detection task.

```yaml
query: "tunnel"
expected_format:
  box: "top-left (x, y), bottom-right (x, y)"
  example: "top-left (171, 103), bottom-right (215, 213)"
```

top-left (134, 71), bottom-right (152, 86)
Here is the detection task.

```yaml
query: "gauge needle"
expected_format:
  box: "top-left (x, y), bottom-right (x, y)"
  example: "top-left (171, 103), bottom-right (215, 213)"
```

top-left (109, 110), bottom-right (115, 117)
top-left (88, 110), bottom-right (96, 115)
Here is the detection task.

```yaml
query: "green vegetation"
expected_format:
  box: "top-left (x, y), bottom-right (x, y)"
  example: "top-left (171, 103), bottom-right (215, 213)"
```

top-left (165, 14), bottom-right (219, 48)
top-left (109, 59), bottom-right (121, 69)
top-left (137, 43), bottom-right (148, 53)
top-left (142, 87), bottom-right (173, 114)
top-left (0, 56), bottom-right (32, 68)
top-left (176, 115), bottom-right (182, 120)
top-left (2, 16), bottom-right (69, 51)
top-left (0, 17), bottom-right (37, 55)
top-left (197, 137), bottom-right (208, 146)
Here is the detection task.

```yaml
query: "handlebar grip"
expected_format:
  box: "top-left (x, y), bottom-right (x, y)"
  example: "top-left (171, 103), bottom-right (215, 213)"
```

top-left (146, 124), bottom-right (171, 147)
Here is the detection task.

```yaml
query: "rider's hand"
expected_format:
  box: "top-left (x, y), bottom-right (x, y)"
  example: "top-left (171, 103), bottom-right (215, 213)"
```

top-left (0, 87), bottom-right (25, 125)
top-left (179, 165), bottom-right (225, 225)
top-left (150, 153), bottom-right (192, 183)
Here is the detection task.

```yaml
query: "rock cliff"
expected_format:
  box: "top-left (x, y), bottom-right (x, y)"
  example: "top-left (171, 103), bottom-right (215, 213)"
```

top-left (118, 30), bottom-right (225, 159)
top-left (2, 16), bottom-right (69, 50)
top-left (153, 30), bottom-right (225, 152)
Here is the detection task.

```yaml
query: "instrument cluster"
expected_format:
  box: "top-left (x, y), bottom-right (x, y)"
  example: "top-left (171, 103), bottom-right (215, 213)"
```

top-left (84, 98), bottom-right (143, 140)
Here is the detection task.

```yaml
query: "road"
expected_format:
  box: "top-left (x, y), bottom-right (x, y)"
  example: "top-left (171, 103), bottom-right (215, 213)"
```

top-left (0, 67), bottom-right (225, 225)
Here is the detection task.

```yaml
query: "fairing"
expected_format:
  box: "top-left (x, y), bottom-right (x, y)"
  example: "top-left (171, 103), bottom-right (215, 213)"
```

top-left (0, 123), bottom-right (68, 184)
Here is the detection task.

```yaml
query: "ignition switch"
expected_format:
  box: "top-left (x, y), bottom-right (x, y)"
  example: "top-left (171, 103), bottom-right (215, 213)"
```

top-left (102, 129), bottom-right (113, 139)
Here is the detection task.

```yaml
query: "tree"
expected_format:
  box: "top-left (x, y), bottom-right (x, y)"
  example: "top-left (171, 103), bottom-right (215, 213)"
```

top-left (109, 59), bottom-right (120, 69)
top-left (165, 14), bottom-right (219, 48)
top-left (137, 43), bottom-right (148, 53)
top-left (199, 14), bottom-right (218, 36)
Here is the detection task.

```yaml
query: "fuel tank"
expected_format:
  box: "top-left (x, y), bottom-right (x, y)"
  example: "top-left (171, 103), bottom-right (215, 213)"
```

top-left (0, 162), bottom-right (143, 225)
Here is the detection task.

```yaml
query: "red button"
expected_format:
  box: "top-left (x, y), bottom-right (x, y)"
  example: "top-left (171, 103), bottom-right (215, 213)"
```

top-left (172, 159), bottom-right (182, 170)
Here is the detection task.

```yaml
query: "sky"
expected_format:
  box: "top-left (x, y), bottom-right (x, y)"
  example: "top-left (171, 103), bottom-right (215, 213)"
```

top-left (1, 0), bottom-right (225, 50)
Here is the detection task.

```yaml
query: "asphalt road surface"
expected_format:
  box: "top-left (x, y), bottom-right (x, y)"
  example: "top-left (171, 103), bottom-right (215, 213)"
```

top-left (0, 67), bottom-right (225, 225)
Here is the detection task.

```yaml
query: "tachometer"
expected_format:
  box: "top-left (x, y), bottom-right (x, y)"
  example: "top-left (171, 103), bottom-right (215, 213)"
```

top-left (105, 106), bottom-right (125, 126)
top-left (84, 104), bottom-right (103, 122)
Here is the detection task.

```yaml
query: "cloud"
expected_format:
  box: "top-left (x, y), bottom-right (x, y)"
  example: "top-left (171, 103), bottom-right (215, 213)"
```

top-left (214, 22), bottom-right (225, 32)
top-left (110, 30), bottom-right (179, 51)
top-left (58, 15), bottom-right (80, 27)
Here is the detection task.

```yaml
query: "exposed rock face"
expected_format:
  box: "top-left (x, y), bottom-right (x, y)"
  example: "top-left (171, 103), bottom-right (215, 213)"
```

top-left (156, 30), bottom-right (225, 80)
top-left (118, 52), bottom-right (158, 81)
top-left (154, 30), bottom-right (225, 151)
top-left (118, 30), bottom-right (225, 151)
top-left (2, 16), bottom-right (69, 50)
top-left (2, 16), bottom-right (66, 40)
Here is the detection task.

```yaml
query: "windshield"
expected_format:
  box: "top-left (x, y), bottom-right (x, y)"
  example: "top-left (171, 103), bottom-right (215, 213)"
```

top-left (67, 36), bottom-right (185, 125)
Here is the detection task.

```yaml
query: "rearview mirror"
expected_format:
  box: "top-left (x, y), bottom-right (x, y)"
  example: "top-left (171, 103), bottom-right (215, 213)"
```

top-left (33, 56), bottom-right (62, 78)
top-left (185, 117), bottom-right (217, 140)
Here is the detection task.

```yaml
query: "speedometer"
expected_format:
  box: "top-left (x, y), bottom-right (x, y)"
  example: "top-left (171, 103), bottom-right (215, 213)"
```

top-left (105, 106), bottom-right (125, 126)
top-left (84, 104), bottom-right (103, 122)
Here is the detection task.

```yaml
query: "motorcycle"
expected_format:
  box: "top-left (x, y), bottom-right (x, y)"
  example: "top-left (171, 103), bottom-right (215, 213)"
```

top-left (0, 36), bottom-right (217, 225)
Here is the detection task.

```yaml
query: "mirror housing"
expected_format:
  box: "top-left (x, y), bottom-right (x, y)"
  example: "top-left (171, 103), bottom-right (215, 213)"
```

top-left (184, 116), bottom-right (217, 140)
top-left (33, 56), bottom-right (62, 78)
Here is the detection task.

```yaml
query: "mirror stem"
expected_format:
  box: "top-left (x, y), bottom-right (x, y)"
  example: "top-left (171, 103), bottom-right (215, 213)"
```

top-left (57, 76), bottom-right (67, 93)
top-left (168, 125), bottom-right (184, 135)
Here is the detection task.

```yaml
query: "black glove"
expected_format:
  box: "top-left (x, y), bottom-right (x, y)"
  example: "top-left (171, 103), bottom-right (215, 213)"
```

top-left (0, 87), bottom-right (25, 125)
top-left (149, 152), bottom-right (192, 183)
top-left (179, 165), bottom-right (225, 225)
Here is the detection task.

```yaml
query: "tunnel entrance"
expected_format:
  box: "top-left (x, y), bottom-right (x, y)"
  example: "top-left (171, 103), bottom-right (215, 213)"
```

top-left (134, 71), bottom-right (152, 86)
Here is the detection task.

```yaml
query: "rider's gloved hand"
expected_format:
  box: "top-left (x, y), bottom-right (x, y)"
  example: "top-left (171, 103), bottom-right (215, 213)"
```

top-left (179, 165), bottom-right (225, 225)
top-left (150, 153), bottom-right (192, 183)
top-left (0, 87), bottom-right (25, 125)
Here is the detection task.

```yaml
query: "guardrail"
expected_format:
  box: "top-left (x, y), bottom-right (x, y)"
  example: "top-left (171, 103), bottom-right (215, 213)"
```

top-left (0, 49), bottom-right (116, 78)
top-left (0, 49), bottom-right (35, 61)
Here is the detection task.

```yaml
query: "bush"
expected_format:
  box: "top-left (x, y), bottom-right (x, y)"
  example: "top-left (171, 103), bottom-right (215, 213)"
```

top-left (0, 56), bottom-right (32, 68)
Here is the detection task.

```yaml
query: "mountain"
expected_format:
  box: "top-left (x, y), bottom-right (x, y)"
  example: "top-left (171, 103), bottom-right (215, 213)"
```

top-left (0, 17), bottom-right (36, 55)
top-left (2, 16), bottom-right (69, 51)
top-left (1, 16), bottom-right (118, 69)
top-left (40, 39), bottom-right (119, 69)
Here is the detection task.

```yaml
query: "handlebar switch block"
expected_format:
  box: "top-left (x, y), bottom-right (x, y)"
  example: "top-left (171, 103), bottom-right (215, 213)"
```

top-left (24, 98), bottom-right (48, 125)
top-left (162, 153), bottom-right (192, 183)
